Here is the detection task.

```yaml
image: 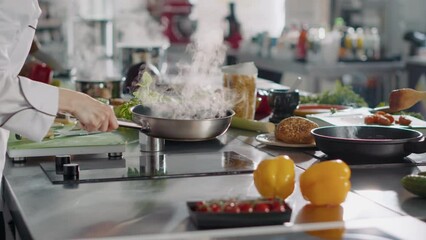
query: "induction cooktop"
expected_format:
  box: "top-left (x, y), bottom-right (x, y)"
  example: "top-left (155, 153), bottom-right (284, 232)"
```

top-left (40, 150), bottom-right (255, 184)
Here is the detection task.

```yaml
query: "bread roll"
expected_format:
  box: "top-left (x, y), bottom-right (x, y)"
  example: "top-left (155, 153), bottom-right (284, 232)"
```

top-left (275, 116), bottom-right (319, 144)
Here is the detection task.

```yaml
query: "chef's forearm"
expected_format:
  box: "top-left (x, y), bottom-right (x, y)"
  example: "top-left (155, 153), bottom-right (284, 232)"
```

top-left (58, 88), bottom-right (84, 115)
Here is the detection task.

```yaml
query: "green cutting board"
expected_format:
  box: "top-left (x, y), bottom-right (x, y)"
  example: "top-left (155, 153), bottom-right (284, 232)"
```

top-left (7, 127), bottom-right (139, 159)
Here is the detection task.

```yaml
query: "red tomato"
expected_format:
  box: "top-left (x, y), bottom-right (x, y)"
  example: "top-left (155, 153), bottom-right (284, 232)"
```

top-left (270, 200), bottom-right (286, 212)
top-left (384, 113), bottom-right (395, 124)
top-left (397, 116), bottom-right (412, 126)
top-left (209, 203), bottom-right (222, 213)
top-left (195, 202), bottom-right (208, 212)
top-left (364, 115), bottom-right (376, 125)
top-left (376, 115), bottom-right (391, 126)
top-left (223, 203), bottom-right (240, 213)
top-left (237, 202), bottom-right (253, 213)
top-left (253, 203), bottom-right (270, 213)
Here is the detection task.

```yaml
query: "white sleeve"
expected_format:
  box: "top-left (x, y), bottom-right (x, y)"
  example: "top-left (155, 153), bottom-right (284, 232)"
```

top-left (0, 73), bottom-right (58, 141)
top-left (0, 0), bottom-right (58, 142)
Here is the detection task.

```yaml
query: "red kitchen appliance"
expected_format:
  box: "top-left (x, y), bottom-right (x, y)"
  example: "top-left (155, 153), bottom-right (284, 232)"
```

top-left (160, 0), bottom-right (194, 44)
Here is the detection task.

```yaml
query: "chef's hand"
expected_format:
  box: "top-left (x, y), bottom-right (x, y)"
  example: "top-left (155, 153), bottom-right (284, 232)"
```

top-left (58, 88), bottom-right (118, 132)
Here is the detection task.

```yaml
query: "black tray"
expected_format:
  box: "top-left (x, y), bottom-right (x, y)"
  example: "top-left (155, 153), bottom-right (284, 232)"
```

top-left (187, 200), bottom-right (292, 229)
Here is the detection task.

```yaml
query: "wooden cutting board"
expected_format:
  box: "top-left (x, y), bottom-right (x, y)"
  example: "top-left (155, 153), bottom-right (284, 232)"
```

top-left (7, 128), bottom-right (139, 159)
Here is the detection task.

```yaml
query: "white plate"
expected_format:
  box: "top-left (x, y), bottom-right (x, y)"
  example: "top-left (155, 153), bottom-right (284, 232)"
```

top-left (255, 133), bottom-right (316, 148)
top-left (307, 107), bottom-right (426, 134)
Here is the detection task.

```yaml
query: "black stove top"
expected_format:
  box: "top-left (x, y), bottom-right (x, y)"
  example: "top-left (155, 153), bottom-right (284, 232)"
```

top-left (40, 151), bottom-right (255, 184)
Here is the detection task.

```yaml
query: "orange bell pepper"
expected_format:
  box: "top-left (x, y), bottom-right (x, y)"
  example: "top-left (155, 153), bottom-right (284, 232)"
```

top-left (300, 160), bottom-right (351, 206)
top-left (253, 155), bottom-right (295, 199)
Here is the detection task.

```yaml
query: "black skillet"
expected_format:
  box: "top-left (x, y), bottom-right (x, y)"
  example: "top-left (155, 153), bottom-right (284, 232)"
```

top-left (311, 126), bottom-right (426, 164)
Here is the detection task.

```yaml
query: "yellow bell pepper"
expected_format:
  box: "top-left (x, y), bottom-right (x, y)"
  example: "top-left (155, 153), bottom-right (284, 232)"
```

top-left (253, 155), bottom-right (295, 199)
top-left (300, 160), bottom-right (351, 206)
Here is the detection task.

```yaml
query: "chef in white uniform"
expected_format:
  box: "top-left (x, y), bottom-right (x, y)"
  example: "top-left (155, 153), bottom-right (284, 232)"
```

top-left (0, 0), bottom-right (118, 182)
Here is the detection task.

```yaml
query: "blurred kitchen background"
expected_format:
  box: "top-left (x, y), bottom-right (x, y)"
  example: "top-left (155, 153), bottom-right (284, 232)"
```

top-left (36, 0), bottom-right (426, 111)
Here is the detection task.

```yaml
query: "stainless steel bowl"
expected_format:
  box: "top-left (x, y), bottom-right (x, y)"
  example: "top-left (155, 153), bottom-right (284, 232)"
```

top-left (132, 105), bottom-right (235, 141)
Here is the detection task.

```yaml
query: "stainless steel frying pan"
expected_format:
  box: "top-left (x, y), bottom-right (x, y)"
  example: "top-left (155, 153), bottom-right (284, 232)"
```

top-left (131, 105), bottom-right (234, 141)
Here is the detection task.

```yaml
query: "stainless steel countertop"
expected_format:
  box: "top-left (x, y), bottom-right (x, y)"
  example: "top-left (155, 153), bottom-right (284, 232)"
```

top-left (3, 128), bottom-right (426, 240)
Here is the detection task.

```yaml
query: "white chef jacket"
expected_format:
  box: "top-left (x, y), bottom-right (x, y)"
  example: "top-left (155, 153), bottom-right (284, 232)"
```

top-left (0, 0), bottom-right (58, 181)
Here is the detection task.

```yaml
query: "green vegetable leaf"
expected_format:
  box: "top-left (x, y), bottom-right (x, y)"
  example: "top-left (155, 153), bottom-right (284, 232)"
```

top-left (134, 71), bottom-right (170, 105)
top-left (113, 98), bottom-right (140, 120)
top-left (300, 82), bottom-right (368, 107)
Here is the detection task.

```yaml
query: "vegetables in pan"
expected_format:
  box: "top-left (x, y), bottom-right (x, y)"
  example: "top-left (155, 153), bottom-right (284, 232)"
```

top-left (253, 155), bottom-right (295, 199)
top-left (113, 98), bottom-right (140, 120)
top-left (300, 160), bottom-right (351, 206)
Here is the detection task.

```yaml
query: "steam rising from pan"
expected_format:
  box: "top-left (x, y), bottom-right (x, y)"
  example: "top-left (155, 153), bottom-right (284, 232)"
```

top-left (135, 2), bottom-right (233, 120)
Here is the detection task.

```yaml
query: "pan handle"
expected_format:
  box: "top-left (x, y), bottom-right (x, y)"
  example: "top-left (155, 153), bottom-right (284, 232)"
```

top-left (404, 137), bottom-right (426, 154)
top-left (138, 119), bottom-right (151, 133)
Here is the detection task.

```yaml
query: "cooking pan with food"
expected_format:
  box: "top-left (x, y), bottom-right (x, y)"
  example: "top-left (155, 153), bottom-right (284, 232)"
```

top-left (311, 126), bottom-right (426, 164)
top-left (131, 105), bottom-right (235, 141)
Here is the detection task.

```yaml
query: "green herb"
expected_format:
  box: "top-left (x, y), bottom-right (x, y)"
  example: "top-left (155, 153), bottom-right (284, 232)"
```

top-left (113, 98), bottom-right (140, 120)
top-left (300, 82), bottom-right (368, 107)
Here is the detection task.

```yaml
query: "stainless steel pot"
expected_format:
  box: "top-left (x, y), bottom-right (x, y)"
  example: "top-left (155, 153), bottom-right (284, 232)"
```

top-left (75, 80), bottom-right (123, 99)
top-left (131, 105), bottom-right (234, 141)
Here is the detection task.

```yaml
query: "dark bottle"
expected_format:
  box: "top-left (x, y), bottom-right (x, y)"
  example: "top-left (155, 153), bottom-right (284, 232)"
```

top-left (224, 2), bottom-right (242, 49)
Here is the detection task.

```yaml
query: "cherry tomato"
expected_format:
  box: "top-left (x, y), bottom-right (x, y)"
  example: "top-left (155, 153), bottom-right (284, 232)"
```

top-left (376, 114), bottom-right (391, 126)
top-left (397, 116), bottom-right (412, 126)
top-left (375, 111), bottom-right (386, 115)
top-left (237, 202), bottom-right (253, 213)
top-left (253, 202), bottom-right (270, 213)
top-left (223, 203), bottom-right (240, 213)
top-left (364, 115), bottom-right (376, 125)
top-left (195, 202), bottom-right (208, 212)
top-left (209, 203), bottom-right (222, 213)
top-left (384, 113), bottom-right (395, 124)
top-left (270, 200), bottom-right (286, 212)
